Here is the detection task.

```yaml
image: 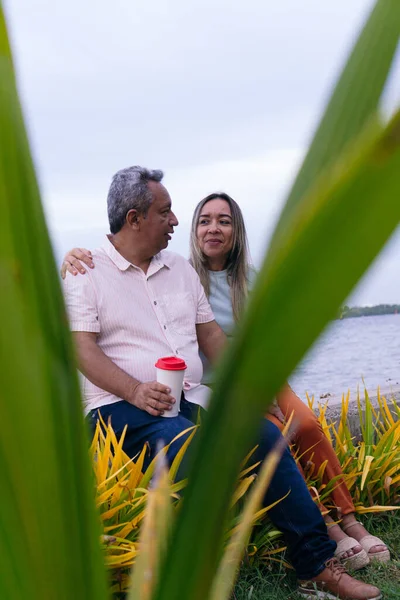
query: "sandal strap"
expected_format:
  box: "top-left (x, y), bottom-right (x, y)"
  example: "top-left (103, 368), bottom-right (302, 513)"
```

top-left (341, 520), bottom-right (362, 533)
top-left (359, 534), bottom-right (387, 553)
top-left (334, 536), bottom-right (362, 555)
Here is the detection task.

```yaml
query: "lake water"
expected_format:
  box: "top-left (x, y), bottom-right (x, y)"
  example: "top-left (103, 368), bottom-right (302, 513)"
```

top-left (290, 314), bottom-right (400, 403)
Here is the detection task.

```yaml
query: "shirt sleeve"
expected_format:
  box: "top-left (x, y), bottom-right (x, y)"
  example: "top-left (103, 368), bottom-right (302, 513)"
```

top-left (62, 272), bottom-right (100, 333)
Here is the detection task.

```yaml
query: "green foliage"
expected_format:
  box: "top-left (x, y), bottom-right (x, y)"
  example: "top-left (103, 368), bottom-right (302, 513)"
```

top-left (0, 1), bottom-right (399, 599)
top-left (93, 390), bottom-right (399, 596)
top-left (0, 6), bottom-right (108, 599)
top-left (91, 420), bottom-right (283, 596)
top-left (246, 390), bottom-right (400, 568)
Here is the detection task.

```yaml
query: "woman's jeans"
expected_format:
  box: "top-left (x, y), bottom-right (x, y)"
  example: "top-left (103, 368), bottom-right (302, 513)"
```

top-left (88, 397), bottom-right (336, 580)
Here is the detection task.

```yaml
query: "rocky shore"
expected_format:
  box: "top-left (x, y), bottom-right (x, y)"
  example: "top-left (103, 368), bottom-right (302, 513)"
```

top-left (316, 389), bottom-right (400, 439)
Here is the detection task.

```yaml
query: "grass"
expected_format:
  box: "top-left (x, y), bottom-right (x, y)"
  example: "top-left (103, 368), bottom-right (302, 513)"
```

top-left (234, 514), bottom-right (400, 599)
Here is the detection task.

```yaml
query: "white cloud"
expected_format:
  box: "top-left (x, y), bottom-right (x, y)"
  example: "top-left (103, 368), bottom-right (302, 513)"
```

top-left (6, 0), bottom-right (400, 304)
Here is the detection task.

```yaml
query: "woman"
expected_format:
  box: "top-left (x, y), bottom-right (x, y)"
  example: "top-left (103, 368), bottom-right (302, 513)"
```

top-left (61, 192), bottom-right (389, 570)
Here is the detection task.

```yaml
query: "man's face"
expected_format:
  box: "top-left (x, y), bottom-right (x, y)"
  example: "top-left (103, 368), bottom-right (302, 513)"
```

top-left (140, 181), bottom-right (179, 254)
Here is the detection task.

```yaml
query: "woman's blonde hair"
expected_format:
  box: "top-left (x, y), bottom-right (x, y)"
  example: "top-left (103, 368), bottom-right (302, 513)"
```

top-left (190, 192), bottom-right (251, 322)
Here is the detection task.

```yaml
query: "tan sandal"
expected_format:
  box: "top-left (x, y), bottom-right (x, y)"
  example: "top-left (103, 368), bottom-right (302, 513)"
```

top-left (334, 537), bottom-right (370, 571)
top-left (357, 534), bottom-right (391, 563)
top-left (342, 521), bottom-right (390, 563)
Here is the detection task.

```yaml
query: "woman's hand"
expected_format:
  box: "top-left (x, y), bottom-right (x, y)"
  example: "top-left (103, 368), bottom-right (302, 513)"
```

top-left (268, 404), bottom-right (286, 424)
top-left (61, 248), bottom-right (94, 279)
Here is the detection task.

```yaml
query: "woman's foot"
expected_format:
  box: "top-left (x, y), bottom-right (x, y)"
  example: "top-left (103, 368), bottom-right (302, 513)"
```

top-left (341, 515), bottom-right (390, 563)
top-left (325, 516), bottom-right (370, 570)
top-left (326, 517), bottom-right (363, 561)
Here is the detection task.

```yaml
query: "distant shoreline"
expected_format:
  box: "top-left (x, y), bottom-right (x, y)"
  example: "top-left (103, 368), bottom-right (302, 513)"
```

top-left (338, 304), bottom-right (400, 320)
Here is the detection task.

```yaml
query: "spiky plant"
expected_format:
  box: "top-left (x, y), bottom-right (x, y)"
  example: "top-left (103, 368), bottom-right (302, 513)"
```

top-left (307, 389), bottom-right (400, 510)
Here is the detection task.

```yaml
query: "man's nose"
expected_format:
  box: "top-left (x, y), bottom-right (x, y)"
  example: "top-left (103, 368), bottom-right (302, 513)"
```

top-left (170, 211), bottom-right (179, 227)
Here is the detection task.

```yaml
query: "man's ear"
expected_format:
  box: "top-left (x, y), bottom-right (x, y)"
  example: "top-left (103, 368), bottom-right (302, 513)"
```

top-left (126, 209), bottom-right (141, 229)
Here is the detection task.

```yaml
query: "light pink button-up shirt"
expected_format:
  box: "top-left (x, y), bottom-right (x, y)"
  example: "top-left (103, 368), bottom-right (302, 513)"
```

top-left (63, 237), bottom-right (215, 413)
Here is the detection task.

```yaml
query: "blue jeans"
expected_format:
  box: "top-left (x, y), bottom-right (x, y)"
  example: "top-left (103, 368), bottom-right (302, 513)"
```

top-left (89, 398), bottom-right (336, 579)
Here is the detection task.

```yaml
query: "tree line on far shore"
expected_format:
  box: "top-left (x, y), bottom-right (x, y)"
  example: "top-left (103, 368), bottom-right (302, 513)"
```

top-left (339, 304), bottom-right (400, 319)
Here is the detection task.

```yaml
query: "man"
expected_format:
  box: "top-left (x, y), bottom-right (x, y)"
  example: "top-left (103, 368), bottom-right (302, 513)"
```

top-left (63, 166), bottom-right (380, 600)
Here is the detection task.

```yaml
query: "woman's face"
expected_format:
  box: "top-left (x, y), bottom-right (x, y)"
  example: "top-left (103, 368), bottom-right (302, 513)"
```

top-left (196, 198), bottom-right (233, 265)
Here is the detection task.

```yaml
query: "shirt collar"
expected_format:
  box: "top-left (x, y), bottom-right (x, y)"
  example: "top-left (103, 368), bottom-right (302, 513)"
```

top-left (147, 251), bottom-right (173, 276)
top-left (102, 236), bottom-right (131, 271)
top-left (102, 235), bottom-right (173, 272)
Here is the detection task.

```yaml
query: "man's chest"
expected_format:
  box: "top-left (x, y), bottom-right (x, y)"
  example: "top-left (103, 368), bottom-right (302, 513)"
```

top-left (94, 271), bottom-right (197, 338)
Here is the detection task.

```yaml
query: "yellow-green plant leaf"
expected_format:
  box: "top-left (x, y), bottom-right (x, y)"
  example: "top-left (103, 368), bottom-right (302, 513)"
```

top-left (128, 450), bottom-right (173, 600)
top-left (168, 425), bottom-right (197, 482)
top-left (360, 456), bottom-right (375, 490)
top-left (209, 436), bottom-right (288, 600)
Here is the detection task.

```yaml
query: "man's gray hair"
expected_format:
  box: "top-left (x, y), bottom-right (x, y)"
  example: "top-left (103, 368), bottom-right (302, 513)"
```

top-left (107, 166), bottom-right (164, 234)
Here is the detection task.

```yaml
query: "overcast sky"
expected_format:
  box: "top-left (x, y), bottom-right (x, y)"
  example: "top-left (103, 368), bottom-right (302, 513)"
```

top-left (6, 0), bottom-right (400, 305)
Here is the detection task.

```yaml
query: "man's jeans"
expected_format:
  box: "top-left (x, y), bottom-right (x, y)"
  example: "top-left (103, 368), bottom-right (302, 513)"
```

top-left (88, 398), bottom-right (336, 580)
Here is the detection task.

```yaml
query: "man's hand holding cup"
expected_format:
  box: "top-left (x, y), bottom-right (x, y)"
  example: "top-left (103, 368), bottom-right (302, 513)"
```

top-left (130, 381), bottom-right (175, 416)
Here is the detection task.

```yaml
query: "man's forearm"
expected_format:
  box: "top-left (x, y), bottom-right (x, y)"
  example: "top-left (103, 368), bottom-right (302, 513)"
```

top-left (75, 334), bottom-right (140, 403)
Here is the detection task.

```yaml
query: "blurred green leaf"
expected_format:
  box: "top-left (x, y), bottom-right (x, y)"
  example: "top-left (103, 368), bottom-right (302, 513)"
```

top-left (154, 1), bottom-right (400, 593)
top-left (0, 6), bottom-right (108, 599)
